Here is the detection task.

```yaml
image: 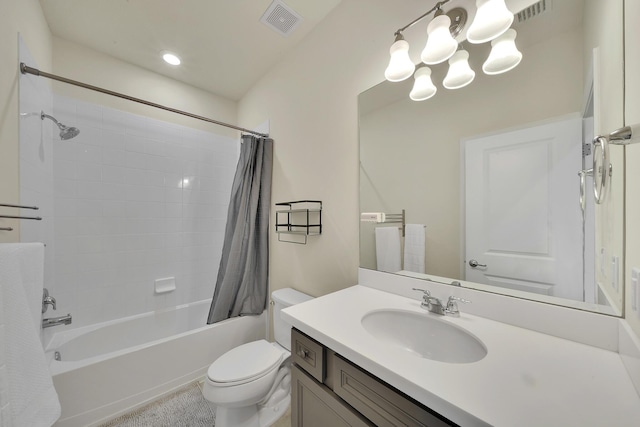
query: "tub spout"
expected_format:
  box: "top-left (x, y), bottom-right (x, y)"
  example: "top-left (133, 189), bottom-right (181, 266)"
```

top-left (42, 314), bottom-right (72, 328)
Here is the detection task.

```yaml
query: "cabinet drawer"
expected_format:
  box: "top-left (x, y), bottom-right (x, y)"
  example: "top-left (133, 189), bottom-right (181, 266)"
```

top-left (291, 328), bottom-right (325, 382)
top-left (331, 354), bottom-right (457, 427)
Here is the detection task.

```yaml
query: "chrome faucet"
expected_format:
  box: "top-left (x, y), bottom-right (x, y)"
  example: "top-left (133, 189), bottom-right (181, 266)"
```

top-left (445, 296), bottom-right (471, 317)
top-left (413, 289), bottom-right (471, 316)
top-left (41, 288), bottom-right (72, 328)
top-left (42, 314), bottom-right (72, 328)
top-left (42, 288), bottom-right (56, 313)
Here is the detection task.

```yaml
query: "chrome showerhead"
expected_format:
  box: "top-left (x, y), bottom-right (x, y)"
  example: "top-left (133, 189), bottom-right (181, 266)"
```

top-left (41, 111), bottom-right (80, 140)
top-left (59, 124), bottom-right (80, 140)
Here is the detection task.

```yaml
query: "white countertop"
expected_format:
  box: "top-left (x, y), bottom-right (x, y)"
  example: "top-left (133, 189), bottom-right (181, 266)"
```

top-left (282, 285), bottom-right (640, 427)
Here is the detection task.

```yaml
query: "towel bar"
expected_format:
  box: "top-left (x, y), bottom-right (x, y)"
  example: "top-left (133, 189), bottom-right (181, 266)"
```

top-left (0, 227), bottom-right (13, 231)
top-left (0, 215), bottom-right (42, 221)
top-left (0, 203), bottom-right (39, 210)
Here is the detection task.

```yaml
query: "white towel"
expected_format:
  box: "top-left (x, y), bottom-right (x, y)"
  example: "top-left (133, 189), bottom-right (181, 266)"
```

top-left (0, 243), bottom-right (61, 427)
top-left (375, 227), bottom-right (402, 273)
top-left (404, 224), bottom-right (426, 274)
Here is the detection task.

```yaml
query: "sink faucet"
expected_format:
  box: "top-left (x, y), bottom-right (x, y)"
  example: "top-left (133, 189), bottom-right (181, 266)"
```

top-left (412, 288), bottom-right (445, 315)
top-left (413, 289), bottom-right (471, 316)
top-left (445, 296), bottom-right (471, 317)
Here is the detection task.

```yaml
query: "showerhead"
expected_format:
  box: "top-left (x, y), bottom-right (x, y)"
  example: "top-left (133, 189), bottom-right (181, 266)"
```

top-left (59, 124), bottom-right (80, 140)
top-left (41, 111), bottom-right (80, 140)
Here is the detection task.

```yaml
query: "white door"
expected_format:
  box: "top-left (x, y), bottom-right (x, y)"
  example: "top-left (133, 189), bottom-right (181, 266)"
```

top-left (464, 117), bottom-right (583, 299)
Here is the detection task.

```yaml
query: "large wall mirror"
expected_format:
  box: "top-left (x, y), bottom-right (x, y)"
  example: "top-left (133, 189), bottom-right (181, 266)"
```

top-left (359, 0), bottom-right (624, 315)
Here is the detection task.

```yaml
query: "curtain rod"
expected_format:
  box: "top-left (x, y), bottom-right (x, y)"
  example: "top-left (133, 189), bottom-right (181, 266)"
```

top-left (20, 63), bottom-right (269, 138)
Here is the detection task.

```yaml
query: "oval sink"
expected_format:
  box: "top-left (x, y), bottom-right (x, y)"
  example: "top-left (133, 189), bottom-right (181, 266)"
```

top-left (361, 309), bottom-right (487, 364)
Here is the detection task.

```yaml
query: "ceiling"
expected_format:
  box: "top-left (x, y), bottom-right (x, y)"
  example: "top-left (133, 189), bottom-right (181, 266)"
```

top-left (39, 0), bottom-right (343, 101)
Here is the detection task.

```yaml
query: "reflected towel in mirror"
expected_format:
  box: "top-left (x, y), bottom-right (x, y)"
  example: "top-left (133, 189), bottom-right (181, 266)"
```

top-left (375, 227), bottom-right (402, 272)
top-left (404, 224), bottom-right (426, 274)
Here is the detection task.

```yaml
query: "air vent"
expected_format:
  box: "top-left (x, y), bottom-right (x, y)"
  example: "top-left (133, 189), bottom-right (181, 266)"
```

top-left (515, 0), bottom-right (551, 24)
top-left (260, 0), bottom-right (303, 37)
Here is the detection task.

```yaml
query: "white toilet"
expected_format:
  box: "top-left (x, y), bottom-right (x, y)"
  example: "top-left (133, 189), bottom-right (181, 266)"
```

top-left (203, 288), bottom-right (313, 427)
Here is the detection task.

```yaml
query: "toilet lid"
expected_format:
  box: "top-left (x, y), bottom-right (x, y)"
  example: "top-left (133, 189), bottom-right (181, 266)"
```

top-left (207, 340), bottom-right (284, 384)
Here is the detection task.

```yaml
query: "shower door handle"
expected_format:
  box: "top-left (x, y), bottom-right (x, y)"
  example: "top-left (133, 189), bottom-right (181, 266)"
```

top-left (468, 259), bottom-right (487, 268)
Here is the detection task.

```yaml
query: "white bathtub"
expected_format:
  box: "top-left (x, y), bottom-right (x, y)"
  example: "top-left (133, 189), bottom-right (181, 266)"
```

top-left (47, 299), bottom-right (266, 427)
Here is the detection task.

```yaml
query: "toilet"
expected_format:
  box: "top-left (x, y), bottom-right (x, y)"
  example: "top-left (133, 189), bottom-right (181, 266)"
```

top-left (203, 288), bottom-right (313, 427)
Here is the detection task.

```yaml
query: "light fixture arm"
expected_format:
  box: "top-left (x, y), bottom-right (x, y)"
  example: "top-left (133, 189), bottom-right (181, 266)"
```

top-left (395, 0), bottom-right (451, 36)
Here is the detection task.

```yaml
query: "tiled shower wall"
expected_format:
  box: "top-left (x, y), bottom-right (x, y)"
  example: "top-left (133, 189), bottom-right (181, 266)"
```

top-left (49, 95), bottom-right (239, 329)
top-left (18, 36), bottom-right (54, 307)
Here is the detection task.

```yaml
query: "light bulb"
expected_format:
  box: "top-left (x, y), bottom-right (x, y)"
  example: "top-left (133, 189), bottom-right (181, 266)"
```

top-left (162, 52), bottom-right (181, 65)
top-left (410, 67), bottom-right (437, 101)
top-left (443, 50), bottom-right (475, 89)
top-left (385, 37), bottom-right (415, 82)
top-left (421, 14), bottom-right (458, 65)
top-left (467, 0), bottom-right (513, 44)
top-left (483, 29), bottom-right (522, 75)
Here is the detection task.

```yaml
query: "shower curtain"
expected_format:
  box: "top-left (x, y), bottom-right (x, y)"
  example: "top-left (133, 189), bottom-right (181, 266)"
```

top-left (207, 135), bottom-right (273, 324)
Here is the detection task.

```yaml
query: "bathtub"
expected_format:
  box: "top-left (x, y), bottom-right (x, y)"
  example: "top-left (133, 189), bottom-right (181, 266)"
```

top-left (47, 299), bottom-right (266, 427)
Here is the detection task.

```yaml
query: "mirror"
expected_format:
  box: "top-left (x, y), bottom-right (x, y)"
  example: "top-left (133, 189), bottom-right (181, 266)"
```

top-left (359, 0), bottom-right (624, 315)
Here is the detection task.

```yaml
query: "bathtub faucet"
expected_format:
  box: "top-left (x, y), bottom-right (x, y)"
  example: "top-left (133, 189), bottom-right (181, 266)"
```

top-left (42, 288), bottom-right (56, 313)
top-left (42, 314), bottom-right (72, 328)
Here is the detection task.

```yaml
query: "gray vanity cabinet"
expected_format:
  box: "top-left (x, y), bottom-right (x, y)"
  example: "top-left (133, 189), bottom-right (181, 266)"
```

top-left (291, 328), bottom-right (457, 427)
top-left (291, 365), bottom-right (372, 427)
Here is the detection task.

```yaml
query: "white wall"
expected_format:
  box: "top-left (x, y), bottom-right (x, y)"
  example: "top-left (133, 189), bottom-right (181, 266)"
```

top-left (0, 0), bottom-right (52, 242)
top-left (624, 0), bottom-right (640, 338)
top-left (585, 0), bottom-right (625, 313)
top-left (239, 0), bottom-right (432, 298)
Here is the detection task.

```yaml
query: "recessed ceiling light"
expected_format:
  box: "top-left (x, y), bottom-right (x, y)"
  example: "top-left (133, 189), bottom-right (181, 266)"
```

top-left (162, 52), bottom-right (181, 65)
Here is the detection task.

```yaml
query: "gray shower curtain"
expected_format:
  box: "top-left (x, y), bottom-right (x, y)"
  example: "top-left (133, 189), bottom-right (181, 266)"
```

top-left (207, 135), bottom-right (273, 324)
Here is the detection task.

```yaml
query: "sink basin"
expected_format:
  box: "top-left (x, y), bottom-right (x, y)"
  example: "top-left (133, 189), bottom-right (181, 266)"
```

top-left (361, 309), bottom-right (487, 363)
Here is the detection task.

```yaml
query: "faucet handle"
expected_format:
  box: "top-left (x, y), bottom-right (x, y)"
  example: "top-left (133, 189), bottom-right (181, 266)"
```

top-left (412, 288), bottom-right (431, 297)
top-left (412, 288), bottom-right (431, 309)
top-left (445, 296), bottom-right (471, 316)
top-left (42, 288), bottom-right (57, 313)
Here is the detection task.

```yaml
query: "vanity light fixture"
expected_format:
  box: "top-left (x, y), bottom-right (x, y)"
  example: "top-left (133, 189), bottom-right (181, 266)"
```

top-left (466, 0), bottom-right (514, 44)
top-left (384, 34), bottom-right (415, 82)
top-left (383, 0), bottom-right (519, 101)
top-left (482, 29), bottom-right (522, 75)
top-left (410, 66), bottom-right (438, 101)
top-left (420, 6), bottom-right (459, 65)
top-left (162, 51), bottom-right (181, 66)
top-left (443, 49), bottom-right (475, 89)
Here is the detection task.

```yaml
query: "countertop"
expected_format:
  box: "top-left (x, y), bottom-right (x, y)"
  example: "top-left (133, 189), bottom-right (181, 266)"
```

top-left (282, 285), bottom-right (640, 427)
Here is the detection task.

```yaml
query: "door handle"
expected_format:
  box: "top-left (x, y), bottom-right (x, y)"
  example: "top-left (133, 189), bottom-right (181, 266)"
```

top-left (469, 259), bottom-right (487, 268)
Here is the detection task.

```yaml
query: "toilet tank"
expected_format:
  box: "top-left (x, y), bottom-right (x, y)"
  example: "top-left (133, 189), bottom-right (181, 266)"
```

top-left (271, 288), bottom-right (313, 351)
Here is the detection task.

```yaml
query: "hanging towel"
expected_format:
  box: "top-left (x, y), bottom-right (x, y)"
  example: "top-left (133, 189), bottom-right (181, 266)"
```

top-left (404, 224), bottom-right (426, 274)
top-left (375, 227), bottom-right (402, 272)
top-left (0, 243), bottom-right (61, 427)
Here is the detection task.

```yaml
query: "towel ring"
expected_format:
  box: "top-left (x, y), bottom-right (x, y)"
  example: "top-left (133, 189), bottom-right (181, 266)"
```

top-left (592, 135), bottom-right (611, 205)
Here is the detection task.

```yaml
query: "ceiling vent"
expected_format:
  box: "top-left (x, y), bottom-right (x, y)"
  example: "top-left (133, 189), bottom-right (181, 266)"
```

top-left (260, 0), bottom-right (303, 37)
top-left (515, 0), bottom-right (551, 24)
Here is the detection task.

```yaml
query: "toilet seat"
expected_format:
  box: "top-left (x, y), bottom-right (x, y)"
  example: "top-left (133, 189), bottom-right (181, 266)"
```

top-left (207, 340), bottom-right (284, 387)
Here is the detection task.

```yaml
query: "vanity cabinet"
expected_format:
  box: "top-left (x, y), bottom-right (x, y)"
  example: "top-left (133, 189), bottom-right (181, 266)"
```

top-left (291, 328), bottom-right (457, 427)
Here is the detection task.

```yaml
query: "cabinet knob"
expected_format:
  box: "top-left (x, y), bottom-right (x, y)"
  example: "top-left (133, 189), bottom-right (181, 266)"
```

top-left (297, 348), bottom-right (309, 359)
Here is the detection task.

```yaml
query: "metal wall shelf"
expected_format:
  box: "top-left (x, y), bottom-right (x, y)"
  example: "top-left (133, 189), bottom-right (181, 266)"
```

top-left (275, 200), bottom-right (322, 244)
